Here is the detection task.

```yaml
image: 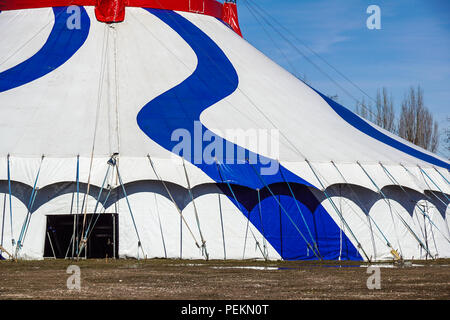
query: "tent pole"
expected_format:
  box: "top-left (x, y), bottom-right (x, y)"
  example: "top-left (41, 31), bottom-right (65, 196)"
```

top-left (65, 233), bottom-right (74, 260)
top-left (77, 163), bottom-right (112, 257)
top-left (7, 155), bottom-right (15, 248)
top-left (380, 163), bottom-right (450, 244)
top-left (71, 214), bottom-right (76, 259)
top-left (214, 159), bottom-right (266, 260)
top-left (338, 185), bottom-right (343, 261)
top-left (147, 155), bottom-right (201, 251)
top-left (242, 200), bottom-right (252, 260)
top-left (180, 211), bottom-right (183, 259)
top-left (72, 155), bottom-right (80, 259)
top-left (82, 185), bottom-right (113, 253)
top-left (20, 187), bottom-right (39, 251)
top-left (47, 231), bottom-right (56, 259)
top-left (433, 167), bottom-right (450, 185)
top-left (1, 194), bottom-right (5, 256)
top-left (418, 165), bottom-right (450, 203)
top-left (306, 159), bottom-right (371, 261)
top-left (256, 189), bottom-right (268, 259)
top-left (115, 159), bottom-right (146, 259)
top-left (331, 161), bottom-right (397, 260)
top-left (402, 164), bottom-right (448, 207)
top-left (401, 164), bottom-right (450, 240)
top-left (358, 161), bottom-right (433, 259)
top-left (424, 201), bottom-right (439, 258)
top-left (154, 194), bottom-right (167, 259)
top-left (182, 157), bottom-right (209, 260)
top-left (113, 213), bottom-right (116, 259)
top-left (21, 188), bottom-right (39, 248)
top-left (218, 193), bottom-right (227, 260)
top-left (247, 159), bottom-right (320, 260)
top-left (278, 166), bottom-right (321, 259)
top-left (81, 165), bottom-right (111, 242)
top-left (423, 204), bottom-right (429, 259)
top-left (78, 24), bottom-right (109, 260)
top-left (15, 155), bottom-right (44, 258)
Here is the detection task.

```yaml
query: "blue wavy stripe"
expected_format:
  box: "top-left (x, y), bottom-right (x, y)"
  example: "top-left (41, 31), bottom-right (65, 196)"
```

top-left (0, 7), bottom-right (90, 93)
top-left (137, 8), bottom-right (314, 190)
top-left (315, 90), bottom-right (449, 170)
top-left (137, 9), bottom-right (361, 260)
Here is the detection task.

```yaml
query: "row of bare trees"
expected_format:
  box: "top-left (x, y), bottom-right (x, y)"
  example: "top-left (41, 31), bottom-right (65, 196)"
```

top-left (354, 85), bottom-right (440, 153)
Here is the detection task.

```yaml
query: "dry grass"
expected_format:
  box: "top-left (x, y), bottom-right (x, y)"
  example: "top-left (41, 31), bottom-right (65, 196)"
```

top-left (0, 258), bottom-right (449, 300)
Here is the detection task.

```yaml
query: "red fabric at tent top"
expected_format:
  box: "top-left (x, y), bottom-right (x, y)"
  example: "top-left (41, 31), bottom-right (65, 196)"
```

top-left (0, 0), bottom-right (242, 36)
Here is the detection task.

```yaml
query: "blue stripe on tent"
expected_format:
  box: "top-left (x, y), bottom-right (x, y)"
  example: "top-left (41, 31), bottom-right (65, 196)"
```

top-left (315, 90), bottom-right (450, 170)
top-left (249, 196), bottom-right (360, 260)
top-left (0, 7), bottom-right (90, 93)
top-left (137, 9), bottom-right (362, 260)
top-left (138, 8), bottom-right (315, 190)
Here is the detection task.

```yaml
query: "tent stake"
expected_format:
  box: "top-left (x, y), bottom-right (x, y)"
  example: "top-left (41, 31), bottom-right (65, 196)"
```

top-left (0, 244), bottom-right (14, 261)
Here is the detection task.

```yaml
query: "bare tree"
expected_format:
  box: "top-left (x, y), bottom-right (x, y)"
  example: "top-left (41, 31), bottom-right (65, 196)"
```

top-left (398, 86), bottom-right (439, 153)
top-left (355, 97), bottom-right (374, 122)
top-left (375, 87), bottom-right (396, 133)
top-left (354, 85), bottom-right (440, 153)
top-left (355, 87), bottom-right (395, 133)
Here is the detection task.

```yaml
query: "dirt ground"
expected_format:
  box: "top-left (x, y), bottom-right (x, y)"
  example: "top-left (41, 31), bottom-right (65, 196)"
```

top-left (0, 258), bottom-right (449, 300)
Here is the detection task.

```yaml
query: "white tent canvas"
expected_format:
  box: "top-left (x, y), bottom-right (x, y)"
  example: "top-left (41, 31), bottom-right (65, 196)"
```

top-left (0, 1), bottom-right (448, 262)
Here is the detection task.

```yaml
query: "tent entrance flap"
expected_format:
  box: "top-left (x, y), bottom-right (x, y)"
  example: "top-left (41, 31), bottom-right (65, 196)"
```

top-left (44, 214), bottom-right (118, 259)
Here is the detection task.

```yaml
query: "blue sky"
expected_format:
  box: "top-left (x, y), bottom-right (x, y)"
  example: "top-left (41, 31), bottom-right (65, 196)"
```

top-left (235, 0), bottom-right (450, 157)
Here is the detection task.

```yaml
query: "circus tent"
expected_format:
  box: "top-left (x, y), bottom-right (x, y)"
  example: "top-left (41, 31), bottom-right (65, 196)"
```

top-left (0, 0), bottom-right (448, 261)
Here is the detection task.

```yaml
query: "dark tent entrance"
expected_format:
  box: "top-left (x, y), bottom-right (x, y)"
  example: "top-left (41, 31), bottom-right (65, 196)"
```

top-left (44, 214), bottom-right (118, 259)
